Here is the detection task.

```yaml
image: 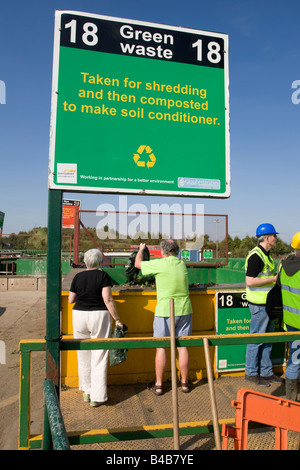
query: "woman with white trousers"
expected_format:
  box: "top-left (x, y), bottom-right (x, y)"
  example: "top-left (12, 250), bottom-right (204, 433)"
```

top-left (69, 249), bottom-right (123, 407)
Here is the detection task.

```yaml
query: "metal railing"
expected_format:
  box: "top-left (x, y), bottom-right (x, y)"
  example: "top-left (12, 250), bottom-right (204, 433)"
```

top-left (19, 331), bottom-right (300, 450)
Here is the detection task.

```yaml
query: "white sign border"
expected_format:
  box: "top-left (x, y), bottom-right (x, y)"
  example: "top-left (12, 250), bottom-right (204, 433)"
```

top-left (48, 10), bottom-right (230, 198)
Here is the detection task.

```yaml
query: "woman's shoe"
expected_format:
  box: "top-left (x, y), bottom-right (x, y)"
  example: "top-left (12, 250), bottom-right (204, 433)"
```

top-left (90, 401), bottom-right (102, 407)
top-left (83, 393), bottom-right (90, 402)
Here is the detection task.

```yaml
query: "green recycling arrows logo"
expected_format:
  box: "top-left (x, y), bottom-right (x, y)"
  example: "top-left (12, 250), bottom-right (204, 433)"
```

top-left (133, 145), bottom-right (156, 168)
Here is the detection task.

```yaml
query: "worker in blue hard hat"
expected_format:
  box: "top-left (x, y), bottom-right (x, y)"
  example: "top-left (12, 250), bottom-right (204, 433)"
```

top-left (255, 223), bottom-right (279, 238)
top-left (244, 223), bottom-right (284, 386)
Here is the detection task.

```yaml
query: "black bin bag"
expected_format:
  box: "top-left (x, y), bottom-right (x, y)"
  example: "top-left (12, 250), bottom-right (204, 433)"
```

top-left (109, 324), bottom-right (128, 367)
top-left (124, 245), bottom-right (151, 284)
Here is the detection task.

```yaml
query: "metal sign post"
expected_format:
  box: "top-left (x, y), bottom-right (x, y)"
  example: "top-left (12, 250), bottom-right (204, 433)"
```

top-left (43, 189), bottom-right (62, 449)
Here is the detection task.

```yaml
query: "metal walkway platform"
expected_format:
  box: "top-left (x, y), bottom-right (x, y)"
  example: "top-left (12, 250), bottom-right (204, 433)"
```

top-left (60, 375), bottom-right (300, 450)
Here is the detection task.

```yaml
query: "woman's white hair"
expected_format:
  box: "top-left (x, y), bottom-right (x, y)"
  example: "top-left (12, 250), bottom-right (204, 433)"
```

top-left (84, 249), bottom-right (103, 268)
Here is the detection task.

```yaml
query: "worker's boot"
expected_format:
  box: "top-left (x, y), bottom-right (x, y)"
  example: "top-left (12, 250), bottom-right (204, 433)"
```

top-left (285, 378), bottom-right (298, 401)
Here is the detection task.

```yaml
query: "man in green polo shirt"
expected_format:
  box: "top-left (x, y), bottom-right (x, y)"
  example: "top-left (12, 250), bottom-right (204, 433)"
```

top-left (135, 240), bottom-right (193, 395)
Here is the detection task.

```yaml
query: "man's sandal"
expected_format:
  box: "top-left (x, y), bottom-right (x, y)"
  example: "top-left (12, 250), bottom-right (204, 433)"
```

top-left (181, 381), bottom-right (191, 393)
top-left (147, 381), bottom-right (163, 396)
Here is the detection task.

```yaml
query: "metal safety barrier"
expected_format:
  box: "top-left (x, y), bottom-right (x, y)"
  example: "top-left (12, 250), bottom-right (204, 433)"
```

top-left (222, 388), bottom-right (300, 450)
top-left (19, 331), bottom-right (300, 450)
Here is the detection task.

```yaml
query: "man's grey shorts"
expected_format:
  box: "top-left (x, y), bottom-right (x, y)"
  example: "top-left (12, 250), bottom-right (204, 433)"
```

top-left (153, 314), bottom-right (192, 338)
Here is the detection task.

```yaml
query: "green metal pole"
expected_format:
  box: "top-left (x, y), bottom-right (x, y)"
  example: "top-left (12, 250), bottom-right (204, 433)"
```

top-left (43, 189), bottom-right (62, 449)
top-left (44, 379), bottom-right (70, 450)
top-left (18, 351), bottom-right (31, 449)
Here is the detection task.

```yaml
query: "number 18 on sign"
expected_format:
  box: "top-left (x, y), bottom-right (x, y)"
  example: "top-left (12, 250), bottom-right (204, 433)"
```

top-left (49, 11), bottom-right (230, 197)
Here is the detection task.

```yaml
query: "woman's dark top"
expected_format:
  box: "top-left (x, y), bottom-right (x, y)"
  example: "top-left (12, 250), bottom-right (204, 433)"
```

top-left (70, 269), bottom-right (113, 311)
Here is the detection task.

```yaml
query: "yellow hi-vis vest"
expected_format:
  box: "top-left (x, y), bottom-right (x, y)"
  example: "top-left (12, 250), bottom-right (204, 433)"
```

top-left (280, 267), bottom-right (300, 329)
top-left (245, 246), bottom-right (275, 304)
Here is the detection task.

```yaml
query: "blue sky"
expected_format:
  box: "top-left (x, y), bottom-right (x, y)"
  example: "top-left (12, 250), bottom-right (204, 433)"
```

top-left (1, 0), bottom-right (299, 243)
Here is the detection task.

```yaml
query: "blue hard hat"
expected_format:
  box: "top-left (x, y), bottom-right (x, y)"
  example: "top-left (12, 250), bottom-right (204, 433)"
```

top-left (256, 223), bottom-right (279, 237)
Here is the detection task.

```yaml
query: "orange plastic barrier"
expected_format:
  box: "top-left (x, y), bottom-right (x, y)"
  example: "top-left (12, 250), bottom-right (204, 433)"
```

top-left (222, 388), bottom-right (300, 450)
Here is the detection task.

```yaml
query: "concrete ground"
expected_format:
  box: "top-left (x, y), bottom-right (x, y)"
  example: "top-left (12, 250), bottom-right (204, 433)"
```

top-left (0, 291), bottom-right (46, 450)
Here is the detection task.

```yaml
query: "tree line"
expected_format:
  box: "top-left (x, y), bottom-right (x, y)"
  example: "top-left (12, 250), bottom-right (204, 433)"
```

top-left (213, 234), bottom-right (292, 259)
top-left (1, 227), bottom-right (293, 259)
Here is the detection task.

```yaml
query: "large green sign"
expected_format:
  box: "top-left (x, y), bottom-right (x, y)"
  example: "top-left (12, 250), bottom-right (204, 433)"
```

top-left (49, 11), bottom-right (230, 197)
top-left (216, 291), bottom-right (285, 372)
